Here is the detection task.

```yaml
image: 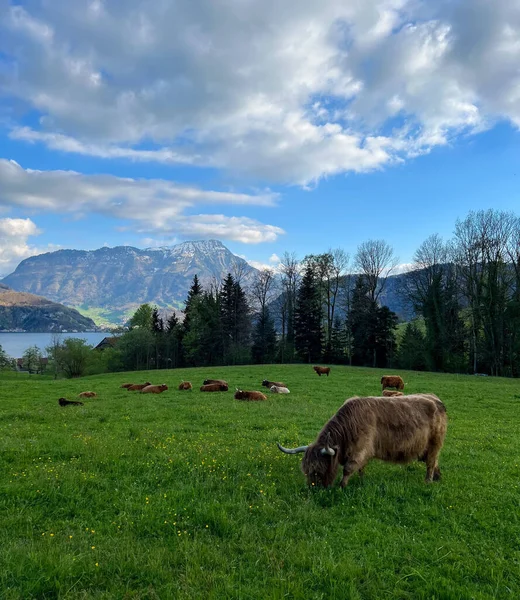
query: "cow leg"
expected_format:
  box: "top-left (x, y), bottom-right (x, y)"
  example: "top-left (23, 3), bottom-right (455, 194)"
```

top-left (425, 445), bottom-right (442, 483)
top-left (340, 459), bottom-right (366, 488)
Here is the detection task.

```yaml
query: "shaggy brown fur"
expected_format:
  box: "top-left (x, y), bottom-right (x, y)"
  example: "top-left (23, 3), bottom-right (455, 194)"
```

top-left (279, 394), bottom-right (447, 488)
top-left (234, 389), bottom-right (267, 402)
top-left (381, 375), bottom-right (405, 391)
top-left (78, 391), bottom-right (97, 398)
top-left (313, 366), bottom-right (331, 377)
top-left (262, 379), bottom-right (285, 388)
top-left (58, 397), bottom-right (84, 406)
top-left (120, 383), bottom-right (134, 389)
top-left (127, 382), bottom-right (152, 391)
top-left (203, 379), bottom-right (228, 386)
top-left (382, 390), bottom-right (404, 397)
top-left (141, 384), bottom-right (168, 394)
top-left (178, 381), bottom-right (193, 390)
top-left (200, 383), bottom-right (229, 392)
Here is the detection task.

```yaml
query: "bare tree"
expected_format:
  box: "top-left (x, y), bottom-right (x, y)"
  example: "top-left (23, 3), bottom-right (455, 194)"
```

top-left (46, 333), bottom-right (63, 380)
top-left (506, 215), bottom-right (520, 297)
top-left (354, 239), bottom-right (398, 303)
top-left (326, 248), bottom-right (350, 343)
top-left (278, 252), bottom-right (300, 362)
top-left (303, 249), bottom-right (350, 357)
top-left (453, 209), bottom-right (516, 375)
top-left (250, 268), bottom-right (277, 315)
top-left (405, 233), bottom-right (449, 307)
top-left (231, 259), bottom-right (251, 287)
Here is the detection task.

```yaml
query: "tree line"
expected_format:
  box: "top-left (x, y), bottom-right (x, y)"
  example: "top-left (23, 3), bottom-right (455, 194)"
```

top-left (2, 208), bottom-right (519, 378)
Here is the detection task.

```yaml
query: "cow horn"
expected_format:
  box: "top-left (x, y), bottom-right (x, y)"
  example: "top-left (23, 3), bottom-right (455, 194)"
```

top-left (320, 432), bottom-right (335, 456)
top-left (320, 446), bottom-right (336, 456)
top-left (277, 442), bottom-right (308, 454)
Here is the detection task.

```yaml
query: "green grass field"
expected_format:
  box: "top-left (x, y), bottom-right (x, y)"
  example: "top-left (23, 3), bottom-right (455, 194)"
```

top-left (1, 365), bottom-right (519, 599)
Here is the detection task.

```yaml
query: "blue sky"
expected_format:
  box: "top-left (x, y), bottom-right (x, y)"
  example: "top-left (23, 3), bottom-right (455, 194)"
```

top-left (0, 0), bottom-right (519, 275)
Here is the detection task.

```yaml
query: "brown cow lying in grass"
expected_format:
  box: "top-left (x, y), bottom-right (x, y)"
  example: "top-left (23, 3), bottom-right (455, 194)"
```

top-left (58, 397), bottom-right (84, 407)
top-left (203, 379), bottom-right (228, 386)
top-left (277, 394), bottom-right (447, 487)
top-left (234, 389), bottom-right (267, 401)
top-left (178, 381), bottom-right (193, 390)
top-left (381, 375), bottom-right (404, 391)
top-left (141, 384), bottom-right (168, 394)
top-left (78, 391), bottom-right (97, 398)
top-left (313, 366), bottom-right (331, 377)
top-left (262, 379), bottom-right (285, 388)
top-left (120, 383), bottom-right (133, 389)
top-left (127, 382), bottom-right (152, 391)
top-left (200, 383), bottom-right (229, 392)
top-left (382, 390), bottom-right (403, 397)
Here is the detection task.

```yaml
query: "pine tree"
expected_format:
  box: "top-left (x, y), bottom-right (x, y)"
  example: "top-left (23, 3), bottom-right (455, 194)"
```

top-left (374, 306), bottom-right (398, 368)
top-left (396, 322), bottom-right (427, 371)
top-left (329, 316), bottom-right (347, 364)
top-left (294, 264), bottom-right (322, 362)
top-left (252, 307), bottom-right (278, 364)
top-left (347, 276), bottom-right (376, 366)
top-left (180, 275), bottom-right (203, 366)
top-left (183, 275), bottom-right (203, 335)
top-left (151, 307), bottom-right (164, 333)
top-left (220, 274), bottom-right (251, 364)
top-left (184, 291), bottom-right (223, 366)
top-left (164, 312), bottom-right (181, 368)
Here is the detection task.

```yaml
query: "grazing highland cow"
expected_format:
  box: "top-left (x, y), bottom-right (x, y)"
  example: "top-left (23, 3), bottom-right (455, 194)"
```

top-left (382, 390), bottom-right (404, 397)
top-left (178, 381), bottom-right (193, 390)
top-left (203, 379), bottom-right (228, 386)
top-left (313, 366), bottom-right (331, 377)
top-left (200, 383), bottom-right (229, 392)
top-left (381, 375), bottom-right (405, 391)
top-left (262, 379), bottom-right (285, 388)
top-left (141, 384), bottom-right (168, 394)
top-left (270, 385), bottom-right (290, 394)
top-left (78, 391), bottom-right (97, 398)
top-left (127, 382), bottom-right (152, 391)
top-left (58, 397), bottom-right (84, 407)
top-left (234, 389), bottom-right (267, 401)
top-left (277, 394), bottom-right (447, 487)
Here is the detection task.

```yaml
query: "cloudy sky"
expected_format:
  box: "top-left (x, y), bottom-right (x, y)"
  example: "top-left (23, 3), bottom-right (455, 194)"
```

top-left (0, 0), bottom-right (519, 275)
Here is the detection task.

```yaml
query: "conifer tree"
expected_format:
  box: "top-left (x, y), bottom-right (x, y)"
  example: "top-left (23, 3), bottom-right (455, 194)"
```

top-left (294, 263), bottom-right (322, 362)
top-left (396, 322), bottom-right (427, 371)
top-left (220, 274), bottom-right (251, 364)
top-left (252, 307), bottom-right (278, 364)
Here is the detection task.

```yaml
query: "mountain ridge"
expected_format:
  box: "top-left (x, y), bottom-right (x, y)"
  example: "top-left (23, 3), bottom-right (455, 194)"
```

top-left (0, 284), bottom-right (97, 332)
top-left (2, 240), bottom-right (256, 324)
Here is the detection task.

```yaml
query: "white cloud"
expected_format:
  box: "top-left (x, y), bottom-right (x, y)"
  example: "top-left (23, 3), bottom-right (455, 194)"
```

top-left (1, 0), bottom-right (518, 184)
top-left (394, 262), bottom-right (414, 275)
top-left (0, 159), bottom-right (284, 244)
top-left (0, 217), bottom-right (52, 276)
top-left (243, 252), bottom-right (283, 272)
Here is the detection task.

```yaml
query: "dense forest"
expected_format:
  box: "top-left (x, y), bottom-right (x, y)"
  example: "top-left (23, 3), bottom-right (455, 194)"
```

top-left (4, 208), bottom-right (520, 378)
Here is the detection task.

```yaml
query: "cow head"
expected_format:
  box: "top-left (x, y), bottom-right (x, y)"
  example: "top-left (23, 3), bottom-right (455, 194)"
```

top-left (277, 433), bottom-right (340, 487)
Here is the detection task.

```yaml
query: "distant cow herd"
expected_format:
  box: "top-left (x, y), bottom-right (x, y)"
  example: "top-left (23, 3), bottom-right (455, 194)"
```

top-left (56, 365), bottom-right (447, 488)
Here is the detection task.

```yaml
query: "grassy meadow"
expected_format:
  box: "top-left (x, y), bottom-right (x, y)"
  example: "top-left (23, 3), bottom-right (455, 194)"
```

top-left (0, 365), bottom-right (519, 599)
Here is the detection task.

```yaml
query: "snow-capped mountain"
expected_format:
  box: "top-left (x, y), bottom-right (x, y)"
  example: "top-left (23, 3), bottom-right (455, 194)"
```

top-left (2, 240), bottom-right (256, 323)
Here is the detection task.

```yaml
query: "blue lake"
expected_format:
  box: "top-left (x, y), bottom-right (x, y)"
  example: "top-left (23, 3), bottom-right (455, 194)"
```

top-left (0, 332), bottom-right (108, 358)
